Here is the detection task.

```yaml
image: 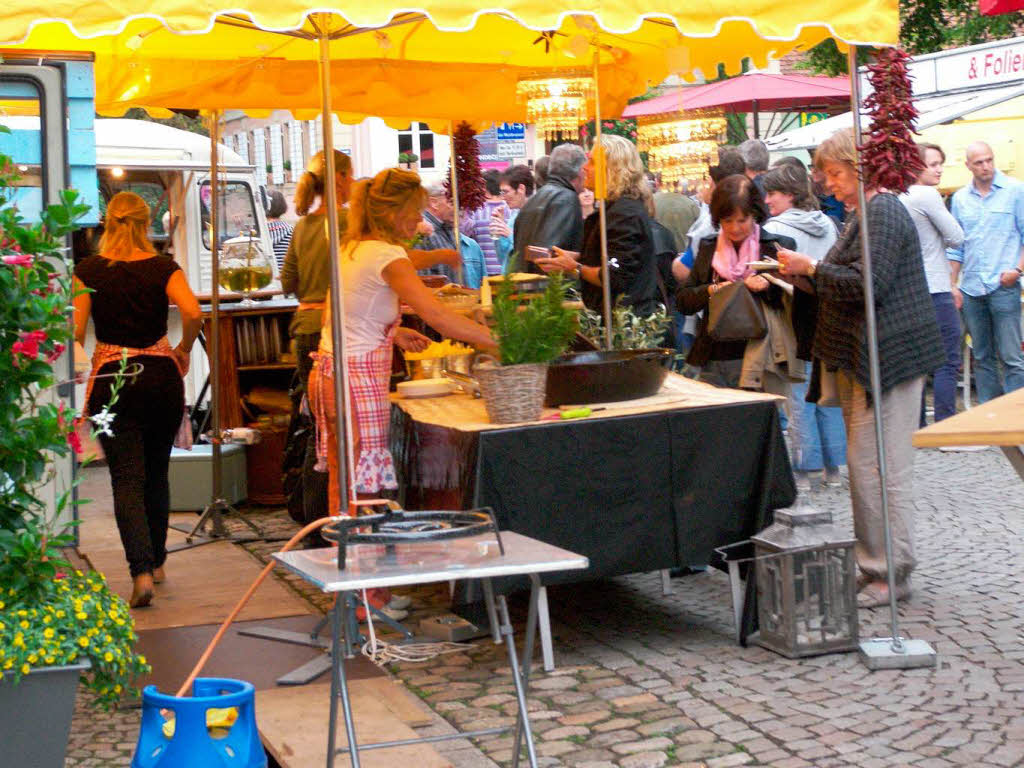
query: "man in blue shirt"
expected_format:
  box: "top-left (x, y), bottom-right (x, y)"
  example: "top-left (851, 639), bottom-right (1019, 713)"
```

top-left (948, 142), bottom-right (1024, 403)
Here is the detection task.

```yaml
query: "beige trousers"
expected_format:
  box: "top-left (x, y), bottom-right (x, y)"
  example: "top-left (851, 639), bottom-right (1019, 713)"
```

top-left (836, 370), bottom-right (923, 583)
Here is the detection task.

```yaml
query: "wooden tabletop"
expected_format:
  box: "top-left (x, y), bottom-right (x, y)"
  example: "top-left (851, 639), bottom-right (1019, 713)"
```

top-left (913, 387), bottom-right (1024, 448)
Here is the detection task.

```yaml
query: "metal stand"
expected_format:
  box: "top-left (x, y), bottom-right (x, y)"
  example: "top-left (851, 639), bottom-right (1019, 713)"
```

top-left (848, 46), bottom-right (936, 670)
top-left (169, 110), bottom-right (265, 552)
top-left (328, 577), bottom-right (540, 768)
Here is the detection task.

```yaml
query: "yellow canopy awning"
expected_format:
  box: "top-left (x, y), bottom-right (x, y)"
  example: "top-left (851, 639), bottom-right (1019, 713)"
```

top-left (1, 5), bottom-right (897, 126)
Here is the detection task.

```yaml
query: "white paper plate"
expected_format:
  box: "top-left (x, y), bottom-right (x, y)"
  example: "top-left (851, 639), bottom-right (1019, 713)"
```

top-left (397, 378), bottom-right (456, 398)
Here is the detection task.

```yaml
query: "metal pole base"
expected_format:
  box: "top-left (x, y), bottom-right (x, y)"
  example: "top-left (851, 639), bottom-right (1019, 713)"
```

top-left (167, 497), bottom-right (265, 551)
top-left (859, 638), bottom-right (937, 670)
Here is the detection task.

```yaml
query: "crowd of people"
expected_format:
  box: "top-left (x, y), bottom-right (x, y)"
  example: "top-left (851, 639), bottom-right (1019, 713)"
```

top-left (81, 120), bottom-right (1023, 614)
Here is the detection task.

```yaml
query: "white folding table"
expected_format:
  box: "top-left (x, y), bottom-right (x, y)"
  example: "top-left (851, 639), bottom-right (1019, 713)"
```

top-left (273, 532), bottom-right (588, 768)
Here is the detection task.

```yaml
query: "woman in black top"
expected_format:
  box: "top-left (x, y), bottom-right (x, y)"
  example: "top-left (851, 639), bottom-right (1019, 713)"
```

top-left (677, 174), bottom-right (796, 387)
top-left (73, 191), bottom-right (202, 608)
top-left (536, 135), bottom-right (661, 320)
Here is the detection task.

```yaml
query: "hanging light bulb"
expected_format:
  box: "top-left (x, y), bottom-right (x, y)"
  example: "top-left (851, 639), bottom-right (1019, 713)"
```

top-left (636, 110), bottom-right (727, 185)
top-left (516, 72), bottom-right (595, 141)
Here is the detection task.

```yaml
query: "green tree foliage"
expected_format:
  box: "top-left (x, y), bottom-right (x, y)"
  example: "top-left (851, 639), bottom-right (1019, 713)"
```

top-left (798, 0), bottom-right (1024, 76)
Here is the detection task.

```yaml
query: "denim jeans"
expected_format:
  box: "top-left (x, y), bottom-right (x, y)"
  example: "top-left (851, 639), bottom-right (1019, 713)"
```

top-left (929, 292), bottom-right (962, 422)
top-left (788, 362), bottom-right (847, 472)
top-left (961, 284), bottom-right (1024, 403)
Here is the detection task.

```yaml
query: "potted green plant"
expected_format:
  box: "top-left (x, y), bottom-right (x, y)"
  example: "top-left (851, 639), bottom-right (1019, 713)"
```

top-left (398, 151), bottom-right (419, 169)
top-left (475, 274), bottom-right (577, 422)
top-left (0, 142), bottom-right (150, 765)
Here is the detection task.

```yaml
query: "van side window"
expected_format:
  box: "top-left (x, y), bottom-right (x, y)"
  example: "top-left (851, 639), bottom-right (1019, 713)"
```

top-left (200, 180), bottom-right (259, 249)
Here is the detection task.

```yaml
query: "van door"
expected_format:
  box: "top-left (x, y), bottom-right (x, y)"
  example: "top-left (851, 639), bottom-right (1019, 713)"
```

top-left (0, 61), bottom-right (79, 537)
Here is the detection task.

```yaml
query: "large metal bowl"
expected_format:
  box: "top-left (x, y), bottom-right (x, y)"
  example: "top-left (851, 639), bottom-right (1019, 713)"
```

top-left (544, 348), bottom-right (673, 406)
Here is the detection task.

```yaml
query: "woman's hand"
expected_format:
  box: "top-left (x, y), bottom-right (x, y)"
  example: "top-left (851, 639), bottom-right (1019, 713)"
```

top-left (415, 220), bottom-right (434, 237)
top-left (535, 247), bottom-right (580, 275)
top-left (394, 327), bottom-right (432, 353)
top-left (172, 345), bottom-right (191, 376)
top-left (744, 274), bottom-right (770, 293)
top-left (708, 281), bottom-right (733, 296)
top-left (777, 246), bottom-right (816, 277)
top-left (489, 213), bottom-right (511, 239)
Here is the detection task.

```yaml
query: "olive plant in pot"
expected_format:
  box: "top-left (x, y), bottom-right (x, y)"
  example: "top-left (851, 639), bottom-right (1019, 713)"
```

top-left (475, 273), bottom-right (577, 423)
top-left (0, 144), bottom-right (150, 766)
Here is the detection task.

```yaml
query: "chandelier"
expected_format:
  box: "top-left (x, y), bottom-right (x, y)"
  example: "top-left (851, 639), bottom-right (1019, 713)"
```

top-left (516, 73), bottom-right (595, 140)
top-left (637, 110), bottom-right (727, 185)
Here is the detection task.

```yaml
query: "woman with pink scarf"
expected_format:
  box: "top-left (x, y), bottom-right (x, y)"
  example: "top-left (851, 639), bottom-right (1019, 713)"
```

top-left (677, 174), bottom-right (796, 388)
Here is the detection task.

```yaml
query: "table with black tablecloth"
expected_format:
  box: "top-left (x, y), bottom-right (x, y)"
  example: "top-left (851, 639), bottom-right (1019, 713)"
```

top-left (390, 373), bottom-right (796, 664)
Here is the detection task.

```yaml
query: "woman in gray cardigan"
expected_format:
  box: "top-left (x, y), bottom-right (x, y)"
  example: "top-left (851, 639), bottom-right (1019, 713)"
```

top-left (778, 129), bottom-right (945, 609)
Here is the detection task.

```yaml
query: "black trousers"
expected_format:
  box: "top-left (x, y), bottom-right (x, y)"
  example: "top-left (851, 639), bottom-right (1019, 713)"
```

top-left (92, 356), bottom-right (184, 578)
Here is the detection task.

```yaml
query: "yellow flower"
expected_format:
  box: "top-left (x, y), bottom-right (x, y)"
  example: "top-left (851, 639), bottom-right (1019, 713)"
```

top-left (0, 600), bottom-right (5, 609)
top-left (115, 618), bottom-right (125, 627)
top-left (44, 656), bottom-right (55, 664)
top-left (21, 664), bottom-right (29, 675)
top-left (104, 634), bottom-right (112, 643)
top-left (114, 684), bottom-right (122, 693)
top-left (17, 610), bottom-right (27, 617)
top-left (19, 620), bottom-right (29, 630)
top-left (13, 634), bottom-right (25, 648)
top-left (138, 655), bottom-right (146, 665)
top-left (75, 612), bottom-right (87, 621)
top-left (28, 654), bottom-right (37, 663)
top-left (78, 637), bottom-right (89, 648)
top-left (42, 615), bottom-right (51, 624)
top-left (108, 609), bottom-right (118, 620)
top-left (43, 628), bottom-right (54, 639)
top-left (103, 652), bottom-right (114, 663)
top-left (55, 610), bottom-right (66, 618)
top-left (92, 583), bottom-right (102, 592)
top-left (3, 660), bottom-right (12, 670)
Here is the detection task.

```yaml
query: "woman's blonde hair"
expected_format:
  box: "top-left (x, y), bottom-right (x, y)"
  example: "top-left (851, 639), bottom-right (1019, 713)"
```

top-left (294, 149), bottom-right (353, 216)
top-left (99, 191), bottom-right (155, 259)
top-left (344, 167), bottom-right (428, 250)
top-left (599, 134), bottom-right (653, 214)
top-left (814, 129), bottom-right (859, 171)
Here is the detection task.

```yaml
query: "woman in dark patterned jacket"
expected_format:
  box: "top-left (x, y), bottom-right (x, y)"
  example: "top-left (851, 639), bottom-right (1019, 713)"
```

top-left (778, 129), bottom-right (945, 609)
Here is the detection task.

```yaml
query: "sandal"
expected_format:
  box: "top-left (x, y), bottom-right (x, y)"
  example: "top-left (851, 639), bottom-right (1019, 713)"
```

top-left (857, 580), bottom-right (912, 609)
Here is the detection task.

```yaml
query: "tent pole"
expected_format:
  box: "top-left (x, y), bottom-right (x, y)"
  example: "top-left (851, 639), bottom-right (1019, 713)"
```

top-left (593, 52), bottom-right (613, 349)
top-left (752, 98), bottom-right (760, 139)
top-left (319, 15), bottom-right (356, 512)
top-left (849, 45), bottom-right (919, 664)
top-left (208, 111), bottom-right (224, 512)
top-left (449, 121), bottom-right (464, 286)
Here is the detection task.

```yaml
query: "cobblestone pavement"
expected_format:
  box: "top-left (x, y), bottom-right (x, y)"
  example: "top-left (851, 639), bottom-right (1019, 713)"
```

top-left (66, 446), bottom-right (1024, 767)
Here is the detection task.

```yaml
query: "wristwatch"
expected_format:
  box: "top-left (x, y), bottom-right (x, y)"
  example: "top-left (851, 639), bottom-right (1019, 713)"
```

top-left (808, 260), bottom-right (818, 278)
top-left (1015, 266), bottom-right (1023, 276)
top-left (574, 262), bottom-right (583, 280)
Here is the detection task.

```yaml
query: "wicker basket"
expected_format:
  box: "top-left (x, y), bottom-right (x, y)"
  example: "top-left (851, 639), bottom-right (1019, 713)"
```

top-left (474, 360), bottom-right (548, 423)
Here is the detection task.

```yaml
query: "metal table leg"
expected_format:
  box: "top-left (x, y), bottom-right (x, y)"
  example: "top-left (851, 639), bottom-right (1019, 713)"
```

top-left (507, 575), bottom-right (542, 768)
top-left (496, 590), bottom-right (538, 768)
top-left (1000, 445), bottom-right (1024, 482)
top-left (481, 577), bottom-right (502, 644)
top-left (327, 591), bottom-right (361, 768)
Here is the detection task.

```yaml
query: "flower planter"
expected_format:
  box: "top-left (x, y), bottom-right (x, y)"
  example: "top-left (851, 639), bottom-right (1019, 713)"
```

top-left (474, 361), bottom-right (548, 423)
top-left (0, 660), bottom-right (90, 767)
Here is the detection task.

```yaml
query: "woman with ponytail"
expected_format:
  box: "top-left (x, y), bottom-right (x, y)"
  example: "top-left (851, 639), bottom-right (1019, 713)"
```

top-left (309, 168), bottom-right (495, 513)
top-left (72, 191), bottom-right (202, 608)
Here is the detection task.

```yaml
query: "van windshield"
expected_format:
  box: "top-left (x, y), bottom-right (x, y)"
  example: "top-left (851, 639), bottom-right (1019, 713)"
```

top-left (200, 180), bottom-right (259, 249)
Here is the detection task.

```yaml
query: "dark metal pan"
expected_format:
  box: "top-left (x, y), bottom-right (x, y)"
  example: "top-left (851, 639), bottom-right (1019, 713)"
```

top-left (544, 348), bottom-right (673, 406)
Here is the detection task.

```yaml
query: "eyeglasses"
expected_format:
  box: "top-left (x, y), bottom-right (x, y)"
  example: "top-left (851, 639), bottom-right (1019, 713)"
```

top-left (499, 187), bottom-right (514, 196)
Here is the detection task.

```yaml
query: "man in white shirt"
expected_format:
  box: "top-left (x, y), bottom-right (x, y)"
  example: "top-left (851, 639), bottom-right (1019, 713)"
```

top-left (898, 142), bottom-right (964, 423)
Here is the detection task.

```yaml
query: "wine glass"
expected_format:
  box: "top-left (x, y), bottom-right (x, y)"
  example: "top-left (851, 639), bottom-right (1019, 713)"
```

top-left (219, 230), bottom-right (272, 306)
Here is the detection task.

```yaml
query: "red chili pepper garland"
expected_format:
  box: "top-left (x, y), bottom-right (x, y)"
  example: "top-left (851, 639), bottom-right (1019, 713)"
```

top-left (445, 121), bottom-right (488, 213)
top-left (859, 48), bottom-right (923, 194)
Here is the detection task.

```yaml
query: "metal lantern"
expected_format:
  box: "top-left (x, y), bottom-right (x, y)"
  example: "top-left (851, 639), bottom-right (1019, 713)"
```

top-left (751, 508), bottom-right (859, 658)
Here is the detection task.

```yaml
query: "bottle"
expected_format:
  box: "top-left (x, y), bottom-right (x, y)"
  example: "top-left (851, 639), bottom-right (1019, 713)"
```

top-left (219, 427), bottom-right (262, 445)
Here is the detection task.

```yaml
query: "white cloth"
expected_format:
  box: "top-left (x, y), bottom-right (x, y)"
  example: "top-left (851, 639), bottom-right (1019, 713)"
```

top-left (319, 240), bottom-right (409, 356)
top-left (899, 185), bottom-right (964, 294)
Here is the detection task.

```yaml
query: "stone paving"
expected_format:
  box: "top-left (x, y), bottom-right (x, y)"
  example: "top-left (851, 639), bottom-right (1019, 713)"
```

top-left (65, 446), bottom-right (1024, 767)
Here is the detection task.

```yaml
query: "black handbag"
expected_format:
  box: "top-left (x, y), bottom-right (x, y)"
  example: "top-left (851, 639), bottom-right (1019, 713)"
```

top-left (707, 281), bottom-right (767, 341)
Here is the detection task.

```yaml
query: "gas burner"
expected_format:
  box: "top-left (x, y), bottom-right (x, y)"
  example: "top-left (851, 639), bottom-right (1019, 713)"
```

top-left (321, 504), bottom-right (504, 569)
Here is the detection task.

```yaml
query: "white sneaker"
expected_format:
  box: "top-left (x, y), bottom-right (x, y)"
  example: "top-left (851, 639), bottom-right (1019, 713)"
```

top-left (387, 594), bottom-right (412, 610)
top-left (938, 444), bottom-right (988, 452)
top-left (824, 467), bottom-right (844, 487)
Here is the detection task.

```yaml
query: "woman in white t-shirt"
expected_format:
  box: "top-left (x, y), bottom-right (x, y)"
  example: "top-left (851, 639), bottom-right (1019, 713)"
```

top-left (309, 168), bottom-right (495, 514)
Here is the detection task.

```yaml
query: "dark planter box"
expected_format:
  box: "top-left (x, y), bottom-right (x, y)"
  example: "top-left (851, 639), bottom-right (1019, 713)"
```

top-left (0, 661), bottom-right (89, 767)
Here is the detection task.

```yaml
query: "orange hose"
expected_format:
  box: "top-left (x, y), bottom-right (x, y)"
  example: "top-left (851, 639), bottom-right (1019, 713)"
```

top-left (174, 516), bottom-right (338, 698)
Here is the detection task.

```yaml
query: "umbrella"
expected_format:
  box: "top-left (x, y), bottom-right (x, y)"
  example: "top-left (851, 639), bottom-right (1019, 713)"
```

top-left (622, 72), bottom-right (851, 138)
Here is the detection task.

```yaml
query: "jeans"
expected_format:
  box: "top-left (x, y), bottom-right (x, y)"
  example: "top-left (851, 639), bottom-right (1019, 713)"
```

top-left (961, 284), bottom-right (1024, 403)
top-left (837, 370), bottom-right (922, 582)
top-left (925, 292), bottom-right (962, 422)
top-left (91, 356), bottom-right (184, 578)
top-left (788, 362), bottom-right (847, 472)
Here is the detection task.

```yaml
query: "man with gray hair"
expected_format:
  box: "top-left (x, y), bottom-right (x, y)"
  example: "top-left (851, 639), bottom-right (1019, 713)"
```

top-left (738, 138), bottom-right (769, 194)
top-left (511, 143), bottom-right (587, 273)
top-left (417, 181), bottom-right (485, 287)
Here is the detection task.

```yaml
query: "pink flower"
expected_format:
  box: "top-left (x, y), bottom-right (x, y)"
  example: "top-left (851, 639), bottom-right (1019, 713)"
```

top-left (45, 343), bottom-right (66, 364)
top-left (11, 330), bottom-right (48, 362)
top-left (66, 428), bottom-right (83, 455)
top-left (2, 253), bottom-right (32, 267)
